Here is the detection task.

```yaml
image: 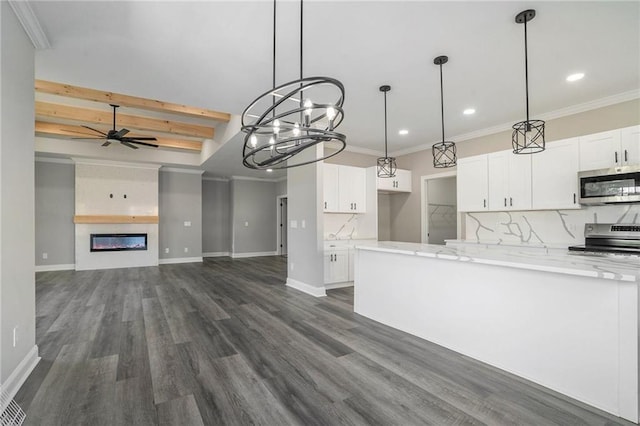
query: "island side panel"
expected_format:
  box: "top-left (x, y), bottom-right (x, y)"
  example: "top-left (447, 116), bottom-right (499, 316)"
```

top-left (353, 248), bottom-right (638, 422)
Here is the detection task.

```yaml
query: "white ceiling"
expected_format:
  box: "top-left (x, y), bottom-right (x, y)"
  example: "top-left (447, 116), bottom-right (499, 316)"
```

top-left (29, 1), bottom-right (640, 178)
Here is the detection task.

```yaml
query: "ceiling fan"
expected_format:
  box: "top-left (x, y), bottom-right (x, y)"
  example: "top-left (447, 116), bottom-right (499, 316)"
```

top-left (75, 104), bottom-right (159, 149)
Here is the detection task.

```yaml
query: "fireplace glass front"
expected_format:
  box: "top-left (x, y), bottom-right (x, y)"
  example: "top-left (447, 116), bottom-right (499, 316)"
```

top-left (90, 233), bottom-right (148, 252)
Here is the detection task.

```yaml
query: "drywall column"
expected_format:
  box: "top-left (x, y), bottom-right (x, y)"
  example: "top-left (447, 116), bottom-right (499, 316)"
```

top-left (286, 145), bottom-right (325, 296)
top-left (0, 1), bottom-right (38, 396)
top-left (202, 178), bottom-right (231, 257)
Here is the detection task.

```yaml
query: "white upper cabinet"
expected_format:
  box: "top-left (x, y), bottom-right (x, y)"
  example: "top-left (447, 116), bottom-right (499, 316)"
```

top-left (323, 164), bottom-right (366, 213)
top-left (457, 155), bottom-right (489, 212)
top-left (487, 150), bottom-right (532, 211)
top-left (377, 169), bottom-right (412, 193)
top-left (531, 138), bottom-right (580, 210)
top-left (579, 126), bottom-right (640, 171)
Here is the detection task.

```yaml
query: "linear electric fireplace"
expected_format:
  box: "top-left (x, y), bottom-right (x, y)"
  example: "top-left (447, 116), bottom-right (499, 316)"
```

top-left (90, 233), bottom-right (148, 252)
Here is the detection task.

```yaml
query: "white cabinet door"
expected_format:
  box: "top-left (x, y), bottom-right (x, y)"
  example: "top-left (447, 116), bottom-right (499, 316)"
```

top-left (532, 138), bottom-right (580, 210)
top-left (488, 152), bottom-right (509, 210)
top-left (394, 169), bottom-right (412, 192)
top-left (324, 250), bottom-right (349, 284)
top-left (323, 163), bottom-right (339, 212)
top-left (579, 130), bottom-right (621, 171)
top-left (621, 125), bottom-right (640, 166)
top-left (377, 175), bottom-right (395, 191)
top-left (338, 166), bottom-right (366, 213)
top-left (457, 155), bottom-right (489, 212)
top-left (508, 153), bottom-right (532, 210)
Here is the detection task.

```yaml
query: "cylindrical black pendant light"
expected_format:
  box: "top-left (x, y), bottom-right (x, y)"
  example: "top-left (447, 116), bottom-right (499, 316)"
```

top-left (512, 9), bottom-right (545, 154)
top-left (432, 55), bottom-right (457, 168)
top-left (377, 85), bottom-right (397, 178)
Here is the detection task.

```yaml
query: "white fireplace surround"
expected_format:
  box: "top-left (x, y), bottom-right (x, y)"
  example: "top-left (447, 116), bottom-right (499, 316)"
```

top-left (74, 159), bottom-right (160, 271)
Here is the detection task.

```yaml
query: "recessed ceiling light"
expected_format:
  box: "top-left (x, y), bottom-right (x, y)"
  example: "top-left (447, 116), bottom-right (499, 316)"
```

top-left (463, 108), bottom-right (476, 115)
top-left (566, 72), bottom-right (585, 82)
top-left (398, 129), bottom-right (409, 135)
top-left (266, 169), bottom-right (273, 172)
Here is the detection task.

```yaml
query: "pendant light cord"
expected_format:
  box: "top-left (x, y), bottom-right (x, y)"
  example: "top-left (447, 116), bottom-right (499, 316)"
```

top-left (300, 0), bottom-right (303, 81)
top-left (383, 90), bottom-right (388, 158)
top-left (439, 63), bottom-right (445, 143)
top-left (272, 0), bottom-right (276, 118)
top-left (524, 17), bottom-right (530, 125)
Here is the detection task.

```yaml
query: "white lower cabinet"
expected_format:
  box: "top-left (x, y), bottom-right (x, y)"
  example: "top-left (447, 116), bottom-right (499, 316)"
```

top-left (324, 248), bottom-right (349, 284)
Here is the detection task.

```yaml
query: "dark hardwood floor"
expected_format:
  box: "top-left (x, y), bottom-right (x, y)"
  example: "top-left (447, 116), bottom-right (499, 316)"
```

top-left (16, 256), bottom-right (633, 425)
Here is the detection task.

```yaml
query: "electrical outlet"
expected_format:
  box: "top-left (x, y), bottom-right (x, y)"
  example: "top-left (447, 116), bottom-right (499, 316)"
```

top-left (301, 220), bottom-right (306, 229)
top-left (13, 327), bottom-right (17, 347)
top-left (184, 221), bottom-right (191, 227)
top-left (244, 221), bottom-right (249, 227)
top-left (165, 248), bottom-right (170, 254)
top-left (42, 253), bottom-right (48, 260)
top-left (290, 263), bottom-right (294, 271)
top-left (184, 247), bottom-right (189, 253)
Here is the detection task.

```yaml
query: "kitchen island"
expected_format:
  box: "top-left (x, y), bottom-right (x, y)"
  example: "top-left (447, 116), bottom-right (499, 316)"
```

top-left (353, 242), bottom-right (639, 423)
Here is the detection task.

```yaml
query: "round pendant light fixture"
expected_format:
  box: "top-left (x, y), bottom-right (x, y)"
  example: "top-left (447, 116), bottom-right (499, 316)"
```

top-left (377, 85), bottom-right (397, 178)
top-left (432, 55), bottom-right (457, 168)
top-left (241, 0), bottom-right (346, 170)
top-left (512, 9), bottom-right (545, 154)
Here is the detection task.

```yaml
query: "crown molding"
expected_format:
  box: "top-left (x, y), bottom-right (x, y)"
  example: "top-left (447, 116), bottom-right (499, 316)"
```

top-left (8, 0), bottom-right (51, 49)
top-left (160, 167), bottom-right (204, 175)
top-left (71, 157), bottom-right (162, 170)
top-left (343, 145), bottom-right (384, 157)
top-left (390, 90), bottom-right (640, 158)
top-left (230, 175), bottom-right (281, 183)
top-left (202, 176), bottom-right (230, 182)
top-left (35, 156), bottom-right (73, 165)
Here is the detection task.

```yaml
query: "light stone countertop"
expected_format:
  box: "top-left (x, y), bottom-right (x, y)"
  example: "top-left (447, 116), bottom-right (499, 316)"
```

top-left (356, 241), bottom-right (640, 282)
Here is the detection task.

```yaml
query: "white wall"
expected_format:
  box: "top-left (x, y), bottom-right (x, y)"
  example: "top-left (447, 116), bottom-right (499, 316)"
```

top-left (0, 1), bottom-right (37, 388)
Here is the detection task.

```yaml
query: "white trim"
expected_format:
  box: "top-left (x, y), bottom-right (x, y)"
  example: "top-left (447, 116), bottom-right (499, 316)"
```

top-left (203, 251), bottom-right (230, 257)
top-left (390, 90), bottom-right (640, 158)
top-left (8, 1), bottom-right (51, 49)
top-left (231, 251), bottom-right (278, 259)
top-left (274, 176), bottom-right (287, 183)
top-left (230, 175), bottom-right (280, 183)
top-left (34, 156), bottom-right (73, 165)
top-left (35, 263), bottom-right (75, 272)
top-left (160, 167), bottom-right (204, 175)
top-left (0, 346), bottom-right (40, 402)
top-left (286, 278), bottom-right (327, 297)
top-left (420, 171), bottom-right (457, 244)
top-left (324, 282), bottom-right (354, 290)
top-left (276, 195), bottom-right (288, 256)
top-left (202, 176), bottom-right (229, 182)
top-left (158, 257), bottom-right (203, 265)
top-left (71, 158), bottom-right (162, 170)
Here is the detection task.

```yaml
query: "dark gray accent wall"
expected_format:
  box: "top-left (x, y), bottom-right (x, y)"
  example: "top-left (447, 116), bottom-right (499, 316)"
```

top-left (230, 179), bottom-right (277, 254)
top-left (202, 179), bottom-right (230, 254)
top-left (159, 170), bottom-right (203, 259)
top-left (35, 161), bottom-right (75, 266)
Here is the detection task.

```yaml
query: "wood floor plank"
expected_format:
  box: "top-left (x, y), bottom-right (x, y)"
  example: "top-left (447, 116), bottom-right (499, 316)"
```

top-left (114, 377), bottom-right (158, 426)
top-left (156, 394), bottom-right (204, 426)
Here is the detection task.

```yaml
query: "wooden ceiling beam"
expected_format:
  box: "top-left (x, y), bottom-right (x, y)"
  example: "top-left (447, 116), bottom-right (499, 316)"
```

top-left (35, 80), bottom-right (231, 122)
top-left (35, 121), bottom-right (203, 152)
top-left (36, 101), bottom-right (214, 139)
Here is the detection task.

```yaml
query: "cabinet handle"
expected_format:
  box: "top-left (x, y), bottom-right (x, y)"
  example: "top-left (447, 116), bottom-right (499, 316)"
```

top-left (483, 199), bottom-right (486, 208)
top-left (354, 203), bottom-right (357, 210)
top-left (573, 193), bottom-right (576, 204)
top-left (324, 201), bottom-right (327, 209)
top-left (625, 149), bottom-right (628, 163)
top-left (510, 197), bottom-right (513, 207)
top-left (615, 151), bottom-right (619, 163)
top-left (504, 198), bottom-right (507, 207)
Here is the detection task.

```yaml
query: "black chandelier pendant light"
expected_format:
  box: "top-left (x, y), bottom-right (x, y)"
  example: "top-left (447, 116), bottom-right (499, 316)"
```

top-left (512, 9), bottom-right (545, 154)
top-left (432, 55), bottom-right (457, 168)
top-left (377, 85), bottom-right (397, 178)
top-left (240, 0), bottom-right (347, 170)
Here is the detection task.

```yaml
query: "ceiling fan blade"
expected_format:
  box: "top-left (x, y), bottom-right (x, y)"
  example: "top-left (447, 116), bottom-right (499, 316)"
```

top-left (127, 140), bottom-right (159, 148)
top-left (114, 128), bottom-right (129, 138)
top-left (102, 140), bottom-right (112, 147)
top-left (125, 136), bottom-right (157, 141)
top-left (121, 141), bottom-right (139, 150)
top-left (71, 136), bottom-right (107, 140)
top-left (81, 125), bottom-right (108, 136)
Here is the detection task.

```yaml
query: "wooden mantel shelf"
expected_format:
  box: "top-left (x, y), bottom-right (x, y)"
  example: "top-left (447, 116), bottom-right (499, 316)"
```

top-left (74, 215), bottom-right (159, 224)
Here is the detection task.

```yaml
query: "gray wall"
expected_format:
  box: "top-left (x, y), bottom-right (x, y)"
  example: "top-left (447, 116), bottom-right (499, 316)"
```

top-left (276, 179), bottom-right (287, 197)
top-left (159, 170), bottom-right (203, 259)
top-left (202, 178), bottom-right (230, 254)
top-left (392, 99), bottom-right (640, 243)
top-left (1, 2), bottom-right (36, 382)
top-left (35, 161), bottom-right (75, 266)
top-left (230, 179), bottom-right (277, 255)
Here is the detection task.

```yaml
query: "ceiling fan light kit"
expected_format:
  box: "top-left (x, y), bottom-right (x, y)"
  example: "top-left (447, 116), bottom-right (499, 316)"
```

top-left (512, 9), bottom-right (545, 154)
top-left (432, 55), bottom-right (457, 168)
top-left (241, 0), bottom-right (346, 170)
top-left (377, 85), bottom-right (397, 178)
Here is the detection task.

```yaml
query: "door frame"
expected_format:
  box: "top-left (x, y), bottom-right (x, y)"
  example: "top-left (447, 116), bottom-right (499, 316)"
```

top-left (276, 195), bottom-right (288, 255)
top-left (420, 171), bottom-right (458, 244)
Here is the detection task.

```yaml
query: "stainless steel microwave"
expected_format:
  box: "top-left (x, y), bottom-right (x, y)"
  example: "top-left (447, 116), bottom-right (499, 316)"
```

top-left (578, 165), bottom-right (640, 205)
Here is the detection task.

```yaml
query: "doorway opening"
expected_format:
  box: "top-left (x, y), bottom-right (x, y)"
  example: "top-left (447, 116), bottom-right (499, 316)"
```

top-left (276, 196), bottom-right (288, 256)
top-left (421, 172), bottom-right (457, 245)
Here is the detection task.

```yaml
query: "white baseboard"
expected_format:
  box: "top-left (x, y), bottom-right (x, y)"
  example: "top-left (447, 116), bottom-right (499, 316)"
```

top-left (203, 251), bottom-right (230, 258)
top-left (286, 278), bottom-right (326, 297)
top-left (159, 257), bottom-right (203, 265)
top-left (0, 345), bottom-right (40, 402)
top-left (35, 263), bottom-right (75, 272)
top-left (231, 251), bottom-right (278, 259)
top-left (325, 282), bottom-right (354, 290)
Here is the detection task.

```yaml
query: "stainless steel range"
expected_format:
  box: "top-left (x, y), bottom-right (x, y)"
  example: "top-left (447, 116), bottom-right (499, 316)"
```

top-left (569, 223), bottom-right (640, 256)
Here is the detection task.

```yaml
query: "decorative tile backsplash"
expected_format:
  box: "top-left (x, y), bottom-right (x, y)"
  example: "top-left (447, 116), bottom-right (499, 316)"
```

top-left (464, 204), bottom-right (640, 245)
top-left (325, 213), bottom-right (376, 240)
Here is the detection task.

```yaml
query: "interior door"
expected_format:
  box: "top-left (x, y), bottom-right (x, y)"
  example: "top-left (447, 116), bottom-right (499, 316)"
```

top-left (280, 197), bottom-right (288, 256)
